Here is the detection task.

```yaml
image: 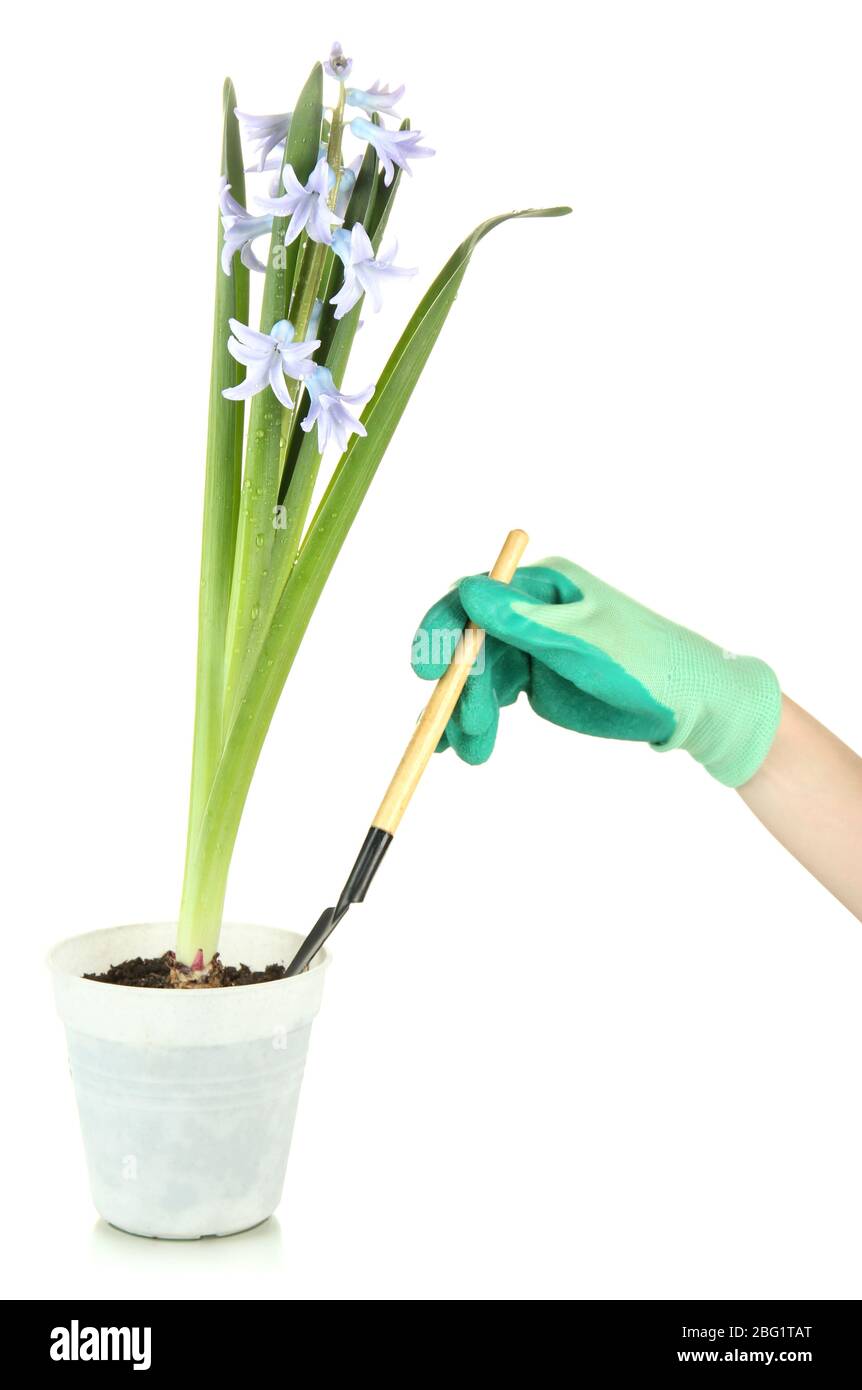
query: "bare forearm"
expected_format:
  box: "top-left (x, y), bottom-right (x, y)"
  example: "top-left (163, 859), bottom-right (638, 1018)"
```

top-left (737, 695), bottom-right (862, 921)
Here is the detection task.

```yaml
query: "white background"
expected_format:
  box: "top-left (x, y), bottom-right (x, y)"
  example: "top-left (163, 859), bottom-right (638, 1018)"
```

top-left (2, 0), bottom-right (861, 1300)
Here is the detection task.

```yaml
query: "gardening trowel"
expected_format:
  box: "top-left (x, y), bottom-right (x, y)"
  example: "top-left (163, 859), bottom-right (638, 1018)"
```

top-left (285, 528), bottom-right (529, 974)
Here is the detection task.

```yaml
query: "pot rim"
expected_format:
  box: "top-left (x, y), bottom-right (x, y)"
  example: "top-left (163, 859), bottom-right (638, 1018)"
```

top-left (47, 920), bottom-right (329, 995)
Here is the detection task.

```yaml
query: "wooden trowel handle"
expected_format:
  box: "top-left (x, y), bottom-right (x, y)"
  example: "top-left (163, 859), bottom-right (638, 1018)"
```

top-left (372, 528), bottom-right (529, 836)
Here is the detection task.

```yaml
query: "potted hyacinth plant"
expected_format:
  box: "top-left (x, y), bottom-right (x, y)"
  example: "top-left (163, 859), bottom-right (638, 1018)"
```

top-left (49, 42), bottom-right (570, 1239)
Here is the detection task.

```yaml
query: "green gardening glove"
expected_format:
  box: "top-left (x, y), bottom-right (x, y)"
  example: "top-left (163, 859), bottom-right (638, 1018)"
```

top-left (412, 558), bottom-right (782, 787)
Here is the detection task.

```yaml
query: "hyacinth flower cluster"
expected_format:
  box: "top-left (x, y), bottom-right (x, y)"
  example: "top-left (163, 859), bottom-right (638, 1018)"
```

top-left (177, 43), bottom-right (570, 965)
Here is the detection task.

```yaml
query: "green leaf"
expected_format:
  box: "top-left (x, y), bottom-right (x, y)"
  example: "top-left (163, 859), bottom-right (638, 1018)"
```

top-left (346, 137), bottom-right (381, 229)
top-left (182, 78), bottom-right (249, 863)
top-left (309, 205), bottom-right (571, 538)
top-left (219, 64), bottom-right (323, 729)
top-left (262, 68), bottom-right (324, 336)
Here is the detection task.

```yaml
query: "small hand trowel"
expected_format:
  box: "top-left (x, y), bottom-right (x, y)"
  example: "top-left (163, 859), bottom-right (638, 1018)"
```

top-left (285, 528), bottom-right (529, 974)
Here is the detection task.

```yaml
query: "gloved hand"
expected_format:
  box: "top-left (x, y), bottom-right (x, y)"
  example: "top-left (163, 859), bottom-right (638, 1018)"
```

top-left (412, 558), bottom-right (782, 787)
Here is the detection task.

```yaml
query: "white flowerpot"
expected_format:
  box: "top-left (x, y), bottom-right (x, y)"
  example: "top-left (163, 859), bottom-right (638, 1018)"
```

top-left (49, 922), bottom-right (328, 1240)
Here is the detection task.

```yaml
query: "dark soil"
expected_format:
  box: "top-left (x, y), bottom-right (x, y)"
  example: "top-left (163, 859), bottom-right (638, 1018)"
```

top-left (84, 951), bottom-right (291, 989)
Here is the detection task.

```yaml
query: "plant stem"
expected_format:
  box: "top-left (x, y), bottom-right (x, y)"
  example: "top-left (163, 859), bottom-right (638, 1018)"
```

top-left (183, 81), bottom-right (248, 862)
top-left (290, 82), bottom-right (346, 346)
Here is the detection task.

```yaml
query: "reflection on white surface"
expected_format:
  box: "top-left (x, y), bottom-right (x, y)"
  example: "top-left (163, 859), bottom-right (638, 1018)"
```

top-left (89, 1214), bottom-right (285, 1286)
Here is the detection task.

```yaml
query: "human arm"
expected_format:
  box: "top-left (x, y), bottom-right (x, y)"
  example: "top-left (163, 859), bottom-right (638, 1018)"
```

top-left (737, 695), bottom-right (862, 921)
top-left (413, 558), bottom-right (862, 920)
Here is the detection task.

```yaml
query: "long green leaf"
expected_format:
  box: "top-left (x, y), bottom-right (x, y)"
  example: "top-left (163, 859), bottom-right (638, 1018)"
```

top-left (310, 206), bottom-right (571, 536)
top-left (182, 78), bottom-right (249, 863)
top-left (220, 64), bottom-right (322, 728)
